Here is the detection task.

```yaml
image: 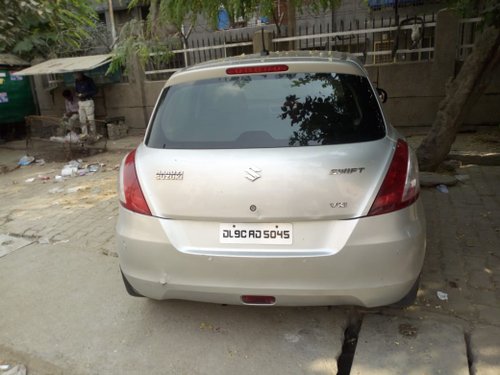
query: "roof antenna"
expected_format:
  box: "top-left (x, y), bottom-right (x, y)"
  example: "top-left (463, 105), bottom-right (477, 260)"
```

top-left (260, 28), bottom-right (269, 56)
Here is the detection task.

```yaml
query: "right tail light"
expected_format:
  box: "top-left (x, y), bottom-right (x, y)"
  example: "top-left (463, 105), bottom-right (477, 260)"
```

top-left (367, 139), bottom-right (419, 216)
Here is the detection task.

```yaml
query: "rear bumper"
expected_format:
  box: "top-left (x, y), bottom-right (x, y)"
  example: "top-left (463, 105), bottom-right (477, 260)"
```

top-left (116, 201), bottom-right (426, 307)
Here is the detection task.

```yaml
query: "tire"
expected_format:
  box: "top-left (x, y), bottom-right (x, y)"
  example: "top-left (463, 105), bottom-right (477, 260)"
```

top-left (120, 270), bottom-right (144, 297)
top-left (392, 276), bottom-right (420, 308)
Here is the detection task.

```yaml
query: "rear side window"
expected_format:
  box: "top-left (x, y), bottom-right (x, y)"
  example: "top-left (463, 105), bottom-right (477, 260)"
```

top-left (146, 72), bottom-right (385, 149)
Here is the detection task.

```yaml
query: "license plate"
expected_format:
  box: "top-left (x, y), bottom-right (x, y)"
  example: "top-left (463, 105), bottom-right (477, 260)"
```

top-left (219, 223), bottom-right (293, 245)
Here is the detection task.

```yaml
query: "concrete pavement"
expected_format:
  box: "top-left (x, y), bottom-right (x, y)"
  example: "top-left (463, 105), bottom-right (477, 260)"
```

top-left (1, 135), bottom-right (499, 374)
top-left (350, 315), bottom-right (469, 375)
top-left (0, 241), bottom-right (348, 375)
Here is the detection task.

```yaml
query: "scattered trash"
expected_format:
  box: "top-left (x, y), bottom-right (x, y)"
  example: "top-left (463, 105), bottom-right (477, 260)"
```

top-left (0, 365), bottom-right (10, 371)
top-left (37, 174), bottom-right (50, 181)
top-left (436, 184), bottom-right (449, 193)
top-left (455, 174), bottom-right (470, 182)
top-left (77, 168), bottom-right (89, 176)
top-left (61, 160), bottom-right (86, 177)
top-left (61, 166), bottom-right (77, 177)
top-left (50, 131), bottom-right (80, 144)
top-left (54, 175), bottom-right (64, 182)
top-left (88, 163), bottom-right (100, 173)
top-left (66, 131), bottom-right (80, 143)
top-left (18, 155), bottom-right (35, 166)
top-left (35, 158), bottom-right (46, 166)
top-left (58, 159), bottom-right (104, 178)
top-left (24, 178), bottom-right (35, 183)
top-left (437, 291), bottom-right (448, 301)
top-left (66, 160), bottom-right (81, 168)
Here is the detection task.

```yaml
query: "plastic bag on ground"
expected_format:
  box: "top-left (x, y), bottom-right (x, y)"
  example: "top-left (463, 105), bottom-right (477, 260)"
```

top-left (18, 155), bottom-right (35, 166)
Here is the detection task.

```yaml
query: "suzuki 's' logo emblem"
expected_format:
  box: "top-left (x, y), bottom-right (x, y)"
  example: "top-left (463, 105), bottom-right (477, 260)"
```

top-left (244, 167), bottom-right (262, 182)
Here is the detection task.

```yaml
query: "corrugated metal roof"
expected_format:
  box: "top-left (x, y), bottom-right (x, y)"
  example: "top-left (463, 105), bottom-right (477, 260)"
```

top-left (0, 54), bottom-right (31, 67)
top-left (13, 54), bottom-right (113, 76)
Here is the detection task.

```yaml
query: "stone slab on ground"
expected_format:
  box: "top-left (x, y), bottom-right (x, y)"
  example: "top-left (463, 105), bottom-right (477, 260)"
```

top-left (470, 325), bottom-right (500, 375)
top-left (350, 314), bottom-right (469, 375)
top-left (0, 234), bottom-right (33, 258)
top-left (449, 151), bottom-right (500, 166)
top-left (419, 172), bottom-right (458, 187)
top-left (0, 243), bottom-right (348, 375)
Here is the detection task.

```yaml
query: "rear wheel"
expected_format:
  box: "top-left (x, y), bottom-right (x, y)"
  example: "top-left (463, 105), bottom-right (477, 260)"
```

top-left (392, 276), bottom-right (420, 308)
top-left (120, 270), bottom-right (144, 297)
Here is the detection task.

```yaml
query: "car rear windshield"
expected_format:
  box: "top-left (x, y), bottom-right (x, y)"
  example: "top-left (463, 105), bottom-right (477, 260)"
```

top-left (146, 72), bottom-right (386, 149)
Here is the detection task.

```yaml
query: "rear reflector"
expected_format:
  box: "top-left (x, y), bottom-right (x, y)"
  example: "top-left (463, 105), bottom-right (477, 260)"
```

top-left (241, 295), bottom-right (276, 305)
top-left (120, 149), bottom-right (152, 216)
top-left (226, 65), bottom-right (289, 75)
top-left (367, 139), bottom-right (419, 216)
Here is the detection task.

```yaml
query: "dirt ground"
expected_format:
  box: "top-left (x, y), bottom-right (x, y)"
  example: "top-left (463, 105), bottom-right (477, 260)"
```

top-left (405, 126), bottom-right (500, 154)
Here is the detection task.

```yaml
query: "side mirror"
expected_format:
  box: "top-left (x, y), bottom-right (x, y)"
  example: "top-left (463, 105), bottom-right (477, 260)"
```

top-left (377, 88), bottom-right (388, 103)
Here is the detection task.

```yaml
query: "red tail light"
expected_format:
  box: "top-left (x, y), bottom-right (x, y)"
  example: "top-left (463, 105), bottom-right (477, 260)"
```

top-left (226, 65), bottom-right (289, 75)
top-left (367, 139), bottom-right (419, 216)
top-left (120, 149), bottom-right (152, 216)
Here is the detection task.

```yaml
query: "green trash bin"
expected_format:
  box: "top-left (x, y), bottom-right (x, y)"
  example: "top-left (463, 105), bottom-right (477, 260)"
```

top-left (0, 68), bottom-right (36, 125)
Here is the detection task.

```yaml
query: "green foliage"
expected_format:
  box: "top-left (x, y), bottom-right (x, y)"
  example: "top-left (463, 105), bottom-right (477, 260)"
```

top-left (450, 0), bottom-right (499, 29)
top-left (0, 0), bottom-right (98, 59)
top-left (107, 18), bottom-right (176, 74)
top-left (478, 0), bottom-right (499, 28)
top-left (129, 0), bottom-right (341, 31)
top-left (110, 0), bottom-right (342, 72)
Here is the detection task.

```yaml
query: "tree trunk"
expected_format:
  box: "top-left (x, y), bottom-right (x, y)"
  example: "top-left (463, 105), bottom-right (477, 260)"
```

top-left (416, 25), bottom-right (500, 171)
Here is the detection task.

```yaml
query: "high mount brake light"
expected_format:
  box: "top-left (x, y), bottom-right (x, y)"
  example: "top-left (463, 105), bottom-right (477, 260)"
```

top-left (367, 139), bottom-right (420, 216)
top-left (120, 149), bottom-right (152, 216)
top-left (226, 65), bottom-right (289, 75)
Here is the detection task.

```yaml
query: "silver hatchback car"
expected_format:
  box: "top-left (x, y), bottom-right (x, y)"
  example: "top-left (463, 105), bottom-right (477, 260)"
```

top-left (117, 51), bottom-right (426, 307)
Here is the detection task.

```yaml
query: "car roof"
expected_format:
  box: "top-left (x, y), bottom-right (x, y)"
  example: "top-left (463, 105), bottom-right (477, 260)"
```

top-left (183, 50), bottom-right (363, 71)
top-left (165, 50), bottom-right (368, 87)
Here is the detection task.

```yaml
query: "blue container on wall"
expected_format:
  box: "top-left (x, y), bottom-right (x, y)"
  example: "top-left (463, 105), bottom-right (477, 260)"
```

top-left (218, 9), bottom-right (230, 30)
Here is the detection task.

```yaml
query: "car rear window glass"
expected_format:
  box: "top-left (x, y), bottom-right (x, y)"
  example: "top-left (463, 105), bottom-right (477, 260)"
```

top-left (146, 72), bottom-right (385, 149)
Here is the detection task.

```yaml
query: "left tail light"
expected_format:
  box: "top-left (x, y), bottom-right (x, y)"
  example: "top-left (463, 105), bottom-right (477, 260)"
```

top-left (119, 149), bottom-right (152, 216)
